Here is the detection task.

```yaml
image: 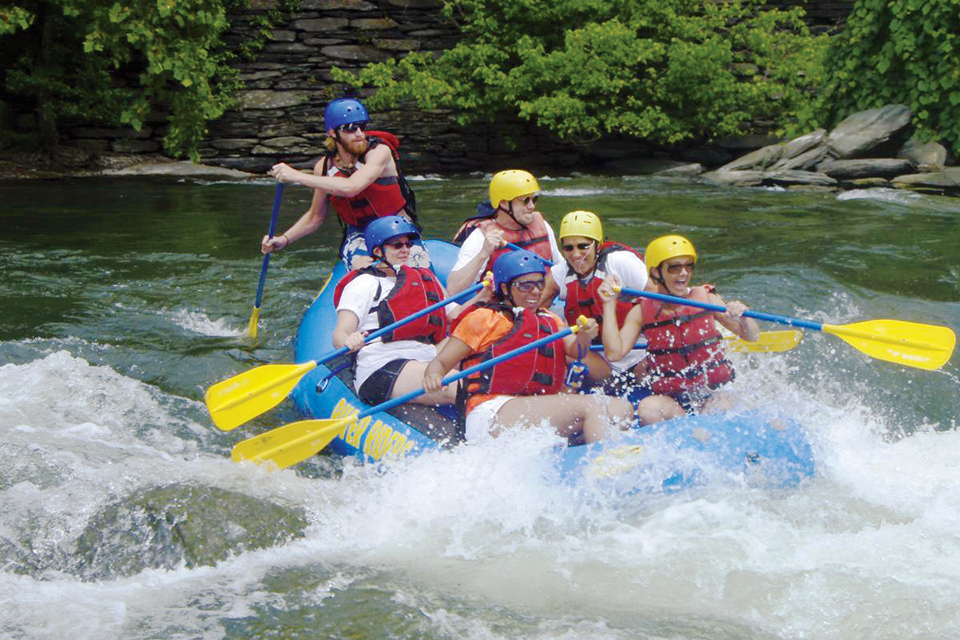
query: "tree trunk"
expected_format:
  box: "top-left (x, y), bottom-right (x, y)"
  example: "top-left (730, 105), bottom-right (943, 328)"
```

top-left (37, 2), bottom-right (59, 153)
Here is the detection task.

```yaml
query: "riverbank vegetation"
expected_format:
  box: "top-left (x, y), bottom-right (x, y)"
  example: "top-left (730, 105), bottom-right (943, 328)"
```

top-left (334, 0), bottom-right (829, 146)
top-left (796, 0), bottom-right (960, 155)
top-left (0, 0), bottom-right (957, 161)
top-left (0, 0), bottom-right (296, 161)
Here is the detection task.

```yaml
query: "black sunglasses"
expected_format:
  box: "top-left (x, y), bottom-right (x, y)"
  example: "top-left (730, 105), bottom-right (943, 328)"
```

top-left (337, 123), bottom-right (365, 134)
top-left (562, 242), bottom-right (593, 252)
top-left (386, 240), bottom-right (414, 250)
top-left (665, 261), bottom-right (696, 274)
top-left (522, 195), bottom-right (539, 206)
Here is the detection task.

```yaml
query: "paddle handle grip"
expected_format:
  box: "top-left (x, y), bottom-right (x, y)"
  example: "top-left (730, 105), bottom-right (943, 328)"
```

top-left (618, 287), bottom-right (825, 332)
top-left (254, 184), bottom-right (285, 308)
top-left (354, 324), bottom-right (577, 420)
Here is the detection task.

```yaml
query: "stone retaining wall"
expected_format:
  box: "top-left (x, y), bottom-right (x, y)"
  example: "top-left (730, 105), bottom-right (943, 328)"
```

top-left (60, 0), bottom-right (854, 175)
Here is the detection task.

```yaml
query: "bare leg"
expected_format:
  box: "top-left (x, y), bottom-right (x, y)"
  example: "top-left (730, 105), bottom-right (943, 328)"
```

top-left (490, 393), bottom-right (633, 443)
top-left (701, 389), bottom-right (737, 413)
top-left (635, 395), bottom-right (685, 425)
top-left (392, 360), bottom-right (457, 406)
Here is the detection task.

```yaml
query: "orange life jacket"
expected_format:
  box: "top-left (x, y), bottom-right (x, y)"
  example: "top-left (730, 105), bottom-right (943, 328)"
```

top-left (640, 285), bottom-right (735, 395)
top-left (460, 306), bottom-right (566, 401)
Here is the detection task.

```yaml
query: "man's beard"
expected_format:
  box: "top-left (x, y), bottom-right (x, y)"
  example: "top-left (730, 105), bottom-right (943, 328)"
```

top-left (341, 136), bottom-right (368, 157)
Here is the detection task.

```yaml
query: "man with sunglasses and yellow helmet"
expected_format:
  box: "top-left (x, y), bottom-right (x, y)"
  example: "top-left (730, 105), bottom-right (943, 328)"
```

top-left (537, 210), bottom-right (650, 388)
top-left (597, 235), bottom-right (760, 424)
top-left (446, 170), bottom-right (562, 296)
top-left (263, 97), bottom-right (427, 270)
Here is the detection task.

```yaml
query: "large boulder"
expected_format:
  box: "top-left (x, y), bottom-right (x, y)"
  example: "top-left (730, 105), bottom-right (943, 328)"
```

top-left (716, 143), bottom-right (783, 172)
top-left (826, 104), bottom-right (913, 159)
top-left (898, 137), bottom-right (948, 170)
top-left (74, 484), bottom-right (308, 580)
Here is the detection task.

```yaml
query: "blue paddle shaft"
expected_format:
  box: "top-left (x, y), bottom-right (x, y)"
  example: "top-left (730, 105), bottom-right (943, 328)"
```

top-left (618, 287), bottom-right (825, 332)
top-left (504, 242), bottom-right (554, 267)
top-left (354, 325), bottom-right (576, 420)
top-left (254, 184), bottom-right (285, 309)
top-left (590, 343), bottom-right (646, 351)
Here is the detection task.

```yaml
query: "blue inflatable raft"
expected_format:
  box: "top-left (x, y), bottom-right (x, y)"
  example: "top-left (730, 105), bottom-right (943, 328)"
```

top-left (290, 239), bottom-right (815, 491)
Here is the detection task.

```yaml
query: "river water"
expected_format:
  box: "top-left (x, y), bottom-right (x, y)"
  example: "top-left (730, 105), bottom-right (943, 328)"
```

top-left (1, 174), bottom-right (958, 639)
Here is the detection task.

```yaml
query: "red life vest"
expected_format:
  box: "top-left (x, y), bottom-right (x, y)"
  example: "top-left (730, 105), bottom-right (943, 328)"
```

top-left (640, 285), bottom-right (735, 395)
top-left (324, 133), bottom-right (409, 227)
top-left (333, 265), bottom-right (448, 345)
top-left (562, 242), bottom-right (643, 329)
top-left (456, 213), bottom-right (554, 274)
top-left (460, 307), bottom-right (567, 402)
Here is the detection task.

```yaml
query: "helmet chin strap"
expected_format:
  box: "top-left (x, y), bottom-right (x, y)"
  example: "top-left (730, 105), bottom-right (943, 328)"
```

top-left (575, 241), bottom-right (600, 280)
top-left (372, 247), bottom-right (400, 276)
top-left (650, 266), bottom-right (664, 286)
top-left (499, 201), bottom-right (528, 231)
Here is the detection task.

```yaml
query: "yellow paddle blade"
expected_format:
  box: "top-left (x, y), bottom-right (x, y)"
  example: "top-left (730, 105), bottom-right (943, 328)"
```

top-left (205, 361), bottom-right (318, 431)
top-left (823, 319), bottom-right (956, 371)
top-left (725, 330), bottom-right (803, 353)
top-left (231, 417), bottom-right (351, 468)
top-left (247, 305), bottom-right (261, 339)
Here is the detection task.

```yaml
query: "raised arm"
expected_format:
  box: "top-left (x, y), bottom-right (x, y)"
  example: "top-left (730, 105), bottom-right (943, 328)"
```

top-left (447, 227), bottom-right (503, 295)
top-left (271, 144), bottom-right (394, 198)
top-left (711, 292), bottom-right (760, 342)
top-left (536, 270), bottom-right (561, 308)
top-left (262, 159), bottom-right (331, 254)
top-left (597, 274), bottom-right (643, 361)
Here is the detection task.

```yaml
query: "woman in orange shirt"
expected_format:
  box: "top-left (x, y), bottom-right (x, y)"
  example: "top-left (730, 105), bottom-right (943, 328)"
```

top-left (423, 250), bottom-right (633, 443)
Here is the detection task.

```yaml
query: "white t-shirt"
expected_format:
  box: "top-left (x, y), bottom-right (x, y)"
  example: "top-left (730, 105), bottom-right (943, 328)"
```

top-left (551, 250), bottom-right (649, 371)
top-left (452, 224), bottom-right (563, 283)
top-left (335, 273), bottom-right (438, 390)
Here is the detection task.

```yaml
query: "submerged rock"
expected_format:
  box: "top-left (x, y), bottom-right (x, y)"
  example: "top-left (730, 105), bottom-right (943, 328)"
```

top-left (818, 158), bottom-right (915, 180)
top-left (74, 483), bottom-right (308, 580)
top-left (892, 167), bottom-right (960, 194)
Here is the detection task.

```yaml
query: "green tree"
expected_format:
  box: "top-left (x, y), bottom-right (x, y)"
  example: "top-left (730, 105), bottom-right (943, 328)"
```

top-left (333, 0), bottom-right (827, 146)
top-left (0, 0), bottom-right (243, 160)
top-left (798, 0), bottom-right (960, 155)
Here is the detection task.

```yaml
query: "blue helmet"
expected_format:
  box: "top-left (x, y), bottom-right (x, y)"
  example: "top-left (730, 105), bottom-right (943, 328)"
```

top-left (324, 97), bottom-right (370, 131)
top-left (493, 249), bottom-right (546, 291)
top-left (364, 216), bottom-right (420, 254)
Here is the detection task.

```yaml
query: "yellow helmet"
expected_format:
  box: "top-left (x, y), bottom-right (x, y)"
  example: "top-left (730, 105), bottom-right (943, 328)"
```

top-left (644, 235), bottom-right (698, 273)
top-left (559, 210), bottom-right (603, 243)
top-left (489, 170), bottom-right (540, 207)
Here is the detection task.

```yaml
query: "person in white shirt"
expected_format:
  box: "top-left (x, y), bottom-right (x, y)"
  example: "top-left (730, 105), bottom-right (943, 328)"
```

top-left (332, 216), bottom-right (461, 406)
top-left (447, 169), bottom-right (562, 296)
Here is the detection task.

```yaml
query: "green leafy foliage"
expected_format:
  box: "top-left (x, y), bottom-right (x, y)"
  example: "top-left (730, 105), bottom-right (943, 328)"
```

top-left (799, 0), bottom-right (960, 155)
top-left (0, 0), bottom-right (299, 159)
top-left (332, 0), bottom-right (827, 145)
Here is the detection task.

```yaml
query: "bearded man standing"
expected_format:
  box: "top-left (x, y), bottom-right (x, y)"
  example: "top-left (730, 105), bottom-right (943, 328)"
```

top-left (262, 97), bottom-right (426, 269)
